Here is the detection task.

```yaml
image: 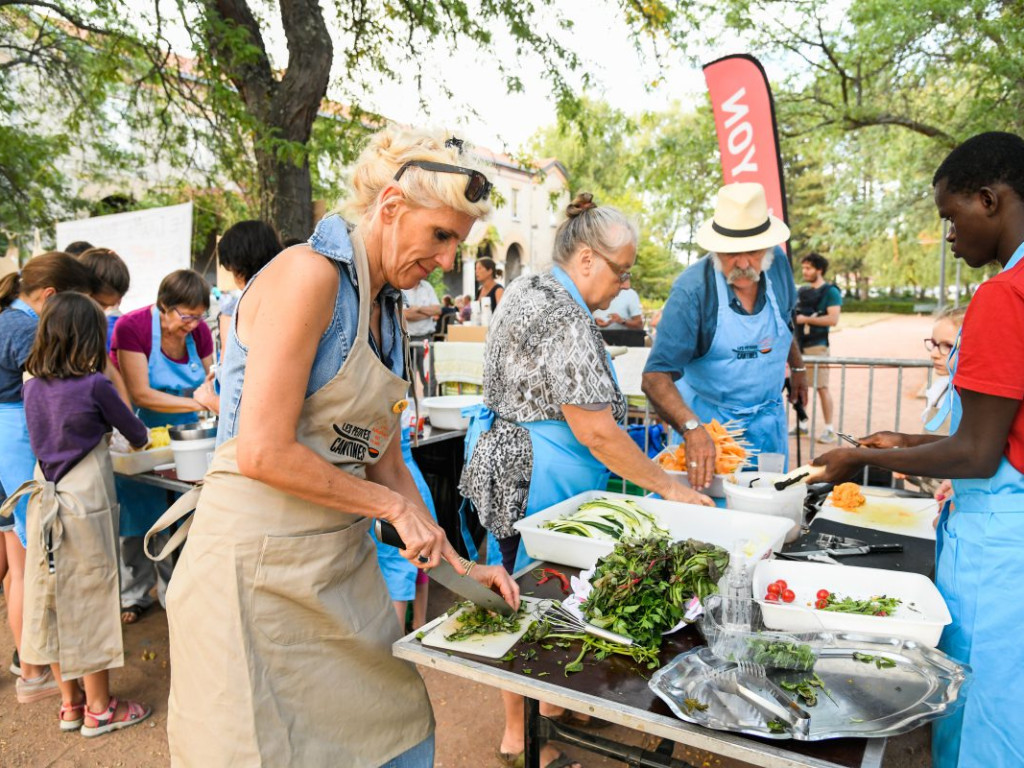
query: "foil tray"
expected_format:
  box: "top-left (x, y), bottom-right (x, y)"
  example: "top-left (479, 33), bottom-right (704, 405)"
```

top-left (649, 641), bottom-right (970, 740)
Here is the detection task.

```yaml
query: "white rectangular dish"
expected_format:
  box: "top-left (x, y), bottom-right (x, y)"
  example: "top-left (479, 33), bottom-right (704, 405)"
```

top-left (752, 560), bottom-right (951, 647)
top-left (110, 446), bottom-right (174, 475)
top-left (514, 490), bottom-right (791, 570)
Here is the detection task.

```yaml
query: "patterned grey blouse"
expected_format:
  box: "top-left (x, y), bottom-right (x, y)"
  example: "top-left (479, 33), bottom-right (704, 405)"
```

top-left (459, 272), bottom-right (627, 538)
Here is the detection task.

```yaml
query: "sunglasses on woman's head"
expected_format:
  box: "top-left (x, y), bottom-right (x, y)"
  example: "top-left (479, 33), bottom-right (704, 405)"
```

top-left (393, 161), bottom-right (493, 203)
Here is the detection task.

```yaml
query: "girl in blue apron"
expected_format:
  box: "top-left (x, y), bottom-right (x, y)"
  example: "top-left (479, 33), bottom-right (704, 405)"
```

top-left (113, 282), bottom-right (211, 621)
top-left (0, 252), bottom-right (97, 698)
top-left (672, 262), bottom-right (792, 465)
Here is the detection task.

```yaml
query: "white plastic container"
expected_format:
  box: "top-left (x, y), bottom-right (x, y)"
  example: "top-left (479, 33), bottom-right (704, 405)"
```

top-left (169, 423), bottom-right (217, 481)
top-left (514, 490), bottom-right (791, 570)
top-left (752, 559), bottom-right (951, 647)
top-left (421, 395), bottom-right (484, 430)
top-left (110, 446), bottom-right (174, 475)
top-left (723, 471), bottom-right (807, 543)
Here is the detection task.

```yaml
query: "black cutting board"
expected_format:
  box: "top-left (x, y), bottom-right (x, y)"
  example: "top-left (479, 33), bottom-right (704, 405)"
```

top-left (784, 518), bottom-right (935, 578)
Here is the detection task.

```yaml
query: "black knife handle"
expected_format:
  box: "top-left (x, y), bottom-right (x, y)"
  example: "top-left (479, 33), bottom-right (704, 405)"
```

top-left (376, 520), bottom-right (406, 549)
top-left (870, 543), bottom-right (903, 553)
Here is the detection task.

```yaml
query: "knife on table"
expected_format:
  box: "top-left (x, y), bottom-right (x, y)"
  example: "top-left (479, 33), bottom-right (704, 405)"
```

top-left (781, 543), bottom-right (903, 558)
top-left (375, 520), bottom-right (515, 616)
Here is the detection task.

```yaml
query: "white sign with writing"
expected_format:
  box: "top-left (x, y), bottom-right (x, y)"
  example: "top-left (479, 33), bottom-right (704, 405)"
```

top-left (55, 202), bottom-right (193, 312)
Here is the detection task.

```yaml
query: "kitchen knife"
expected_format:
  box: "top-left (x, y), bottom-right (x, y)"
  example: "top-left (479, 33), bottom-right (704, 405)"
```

top-left (772, 464), bottom-right (825, 491)
top-left (815, 533), bottom-right (867, 548)
top-left (375, 520), bottom-right (515, 616)
top-left (782, 543), bottom-right (903, 558)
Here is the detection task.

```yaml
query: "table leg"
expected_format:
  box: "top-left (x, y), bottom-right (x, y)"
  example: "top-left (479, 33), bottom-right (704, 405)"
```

top-left (524, 697), bottom-right (542, 768)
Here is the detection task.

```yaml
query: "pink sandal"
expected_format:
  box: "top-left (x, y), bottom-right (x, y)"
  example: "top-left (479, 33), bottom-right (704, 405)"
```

top-left (80, 696), bottom-right (151, 738)
top-left (59, 701), bottom-right (85, 732)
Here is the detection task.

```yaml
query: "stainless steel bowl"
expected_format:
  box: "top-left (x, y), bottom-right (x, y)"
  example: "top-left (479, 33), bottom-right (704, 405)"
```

top-left (168, 422), bottom-right (217, 441)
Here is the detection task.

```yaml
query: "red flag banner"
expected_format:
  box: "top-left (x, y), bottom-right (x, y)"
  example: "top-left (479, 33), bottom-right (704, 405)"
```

top-left (703, 54), bottom-right (789, 250)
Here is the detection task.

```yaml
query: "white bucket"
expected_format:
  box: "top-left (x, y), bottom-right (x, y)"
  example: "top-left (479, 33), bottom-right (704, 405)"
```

top-left (723, 472), bottom-right (808, 543)
top-left (170, 437), bottom-right (216, 481)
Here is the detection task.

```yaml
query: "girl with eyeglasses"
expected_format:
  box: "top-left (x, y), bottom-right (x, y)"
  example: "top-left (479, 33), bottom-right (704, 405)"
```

top-left (109, 269), bottom-right (219, 625)
top-left (145, 126), bottom-right (517, 767)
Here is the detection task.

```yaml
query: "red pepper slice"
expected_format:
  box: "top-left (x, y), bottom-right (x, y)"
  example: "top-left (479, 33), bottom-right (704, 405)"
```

top-left (540, 568), bottom-right (571, 595)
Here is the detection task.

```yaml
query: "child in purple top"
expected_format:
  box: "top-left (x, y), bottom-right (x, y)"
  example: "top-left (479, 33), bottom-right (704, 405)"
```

top-left (19, 293), bottom-right (151, 735)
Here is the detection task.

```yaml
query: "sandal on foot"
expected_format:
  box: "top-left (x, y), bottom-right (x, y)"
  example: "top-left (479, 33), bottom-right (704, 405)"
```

top-left (497, 750), bottom-right (525, 768)
top-left (59, 701), bottom-right (85, 732)
top-left (81, 697), bottom-right (151, 738)
top-left (546, 752), bottom-right (582, 768)
top-left (120, 604), bottom-right (148, 625)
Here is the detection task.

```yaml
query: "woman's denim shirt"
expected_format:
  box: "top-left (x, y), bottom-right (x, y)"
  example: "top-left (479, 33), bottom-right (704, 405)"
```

top-left (217, 215), bottom-right (405, 445)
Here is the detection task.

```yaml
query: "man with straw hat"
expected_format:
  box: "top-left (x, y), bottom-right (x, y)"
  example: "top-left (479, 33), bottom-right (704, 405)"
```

top-left (642, 182), bottom-right (808, 490)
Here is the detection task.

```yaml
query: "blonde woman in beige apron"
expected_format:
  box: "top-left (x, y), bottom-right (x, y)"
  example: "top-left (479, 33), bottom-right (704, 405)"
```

top-left (146, 126), bottom-right (519, 768)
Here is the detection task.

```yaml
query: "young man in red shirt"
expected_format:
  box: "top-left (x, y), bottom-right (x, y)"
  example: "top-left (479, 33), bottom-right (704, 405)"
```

top-left (815, 131), bottom-right (1024, 768)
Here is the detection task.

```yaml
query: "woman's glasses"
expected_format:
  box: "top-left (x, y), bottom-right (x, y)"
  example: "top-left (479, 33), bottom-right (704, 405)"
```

top-left (924, 338), bottom-right (954, 355)
top-left (173, 308), bottom-right (204, 324)
top-left (393, 161), bottom-right (493, 203)
top-left (593, 250), bottom-right (632, 283)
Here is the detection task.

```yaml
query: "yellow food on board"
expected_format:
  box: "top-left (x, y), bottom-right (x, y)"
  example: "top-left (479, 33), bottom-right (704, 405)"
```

top-left (147, 426), bottom-right (171, 449)
top-left (657, 419), bottom-right (751, 475)
top-left (832, 482), bottom-right (866, 510)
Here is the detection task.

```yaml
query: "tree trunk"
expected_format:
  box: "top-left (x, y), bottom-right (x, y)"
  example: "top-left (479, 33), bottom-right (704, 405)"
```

top-left (257, 149), bottom-right (315, 241)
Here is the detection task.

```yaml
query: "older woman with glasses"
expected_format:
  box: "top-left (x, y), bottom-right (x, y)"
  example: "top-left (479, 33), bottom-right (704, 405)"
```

top-left (144, 127), bottom-right (517, 767)
top-left (109, 269), bottom-right (218, 624)
top-left (460, 192), bottom-right (712, 768)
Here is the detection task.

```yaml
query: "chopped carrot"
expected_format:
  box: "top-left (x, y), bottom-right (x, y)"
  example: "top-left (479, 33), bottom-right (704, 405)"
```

top-left (656, 419), bottom-right (751, 475)
top-left (832, 482), bottom-right (866, 510)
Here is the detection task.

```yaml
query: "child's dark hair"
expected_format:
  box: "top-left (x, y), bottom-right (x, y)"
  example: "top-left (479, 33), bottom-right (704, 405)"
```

top-left (63, 241), bottom-right (95, 256)
top-left (25, 293), bottom-right (108, 379)
top-left (78, 247), bottom-right (130, 297)
top-left (217, 220), bottom-right (283, 285)
top-left (0, 252), bottom-right (98, 310)
top-left (801, 252), bottom-right (828, 274)
top-left (933, 132), bottom-right (1024, 200)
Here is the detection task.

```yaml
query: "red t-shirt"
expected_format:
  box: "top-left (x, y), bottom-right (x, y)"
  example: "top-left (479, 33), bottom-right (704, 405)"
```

top-left (109, 305), bottom-right (214, 369)
top-left (953, 258), bottom-right (1024, 473)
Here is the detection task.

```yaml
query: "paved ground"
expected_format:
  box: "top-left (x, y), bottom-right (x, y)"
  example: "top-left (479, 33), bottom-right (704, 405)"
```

top-left (0, 313), bottom-right (937, 767)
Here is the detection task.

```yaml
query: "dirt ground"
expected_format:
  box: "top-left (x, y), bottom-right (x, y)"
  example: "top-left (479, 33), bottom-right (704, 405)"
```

top-left (0, 314), bottom-right (938, 768)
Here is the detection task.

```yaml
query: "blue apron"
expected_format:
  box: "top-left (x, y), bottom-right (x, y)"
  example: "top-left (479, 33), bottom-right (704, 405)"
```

top-left (117, 307), bottom-right (206, 537)
top-left (932, 241), bottom-right (1024, 768)
top-left (0, 299), bottom-right (40, 545)
top-left (371, 426), bottom-right (437, 602)
top-left (464, 266), bottom-right (613, 573)
top-left (672, 267), bottom-right (792, 466)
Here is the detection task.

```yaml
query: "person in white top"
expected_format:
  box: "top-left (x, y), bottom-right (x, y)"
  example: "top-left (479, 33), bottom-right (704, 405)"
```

top-left (402, 279), bottom-right (441, 395)
top-left (593, 275), bottom-right (643, 330)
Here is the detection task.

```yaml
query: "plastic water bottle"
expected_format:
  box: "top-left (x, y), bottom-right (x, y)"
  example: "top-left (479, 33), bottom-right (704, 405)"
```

top-left (480, 299), bottom-right (492, 327)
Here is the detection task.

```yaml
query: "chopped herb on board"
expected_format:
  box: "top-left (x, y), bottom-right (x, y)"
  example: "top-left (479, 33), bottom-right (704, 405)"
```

top-left (444, 602), bottom-right (525, 642)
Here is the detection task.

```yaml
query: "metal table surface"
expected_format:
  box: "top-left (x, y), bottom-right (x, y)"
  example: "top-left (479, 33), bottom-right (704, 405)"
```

top-left (394, 563), bottom-right (886, 768)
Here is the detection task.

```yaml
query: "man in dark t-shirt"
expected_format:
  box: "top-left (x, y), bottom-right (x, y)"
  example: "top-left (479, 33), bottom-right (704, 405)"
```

top-left (794, 252), bottom-right (842, 442)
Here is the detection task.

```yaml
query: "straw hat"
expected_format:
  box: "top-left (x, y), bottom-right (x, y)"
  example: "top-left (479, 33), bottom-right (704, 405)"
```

top-left (696, 183), bottom-right (790, 253)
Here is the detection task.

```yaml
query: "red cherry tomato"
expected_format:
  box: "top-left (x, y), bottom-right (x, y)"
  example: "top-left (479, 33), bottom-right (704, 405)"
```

top-left (766, 583), bottom-right (782, 596)
top-left (781, 589), bottom-right (796, 603)
top-left (774, 580), bottom-right (788, 591)
top-left (764, 593), bottom-right (779, 602)
top-left (816, 589), bottom-right (831, 601)
top-left (815, 598), bottom-right (828, 609)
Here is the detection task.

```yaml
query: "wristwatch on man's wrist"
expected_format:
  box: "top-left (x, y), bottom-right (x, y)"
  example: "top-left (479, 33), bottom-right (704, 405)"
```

top-left (682, 418), bottom-right (701, 433)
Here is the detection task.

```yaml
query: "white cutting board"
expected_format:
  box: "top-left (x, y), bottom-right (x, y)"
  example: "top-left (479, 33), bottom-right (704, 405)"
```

top-left (816, 488), bottom-right (938, 540)
top-left (421, 597), bottom-right (546, 658)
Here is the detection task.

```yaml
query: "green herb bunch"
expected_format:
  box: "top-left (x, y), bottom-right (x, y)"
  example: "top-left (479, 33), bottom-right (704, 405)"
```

top-left (444, 602), bottom-right (525, 642)
top-left (583, 537), bottom-right (729, 649)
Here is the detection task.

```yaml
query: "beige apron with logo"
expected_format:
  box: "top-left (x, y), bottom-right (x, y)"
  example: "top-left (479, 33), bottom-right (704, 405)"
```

top-left (145, 228), bottom-right (432, 768)
top-left (0, 438), bottom-right (123, 680)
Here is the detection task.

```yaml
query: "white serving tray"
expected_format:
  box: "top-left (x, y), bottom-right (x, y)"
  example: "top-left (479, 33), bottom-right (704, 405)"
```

top-left (420, 596), bottom-right (546, 659)
top-left (752, 560), bottom-right (951, 647)
top-left (514, 490), bottom-right (791, 570)
top-left (110, 446), bottom-right (174, 475)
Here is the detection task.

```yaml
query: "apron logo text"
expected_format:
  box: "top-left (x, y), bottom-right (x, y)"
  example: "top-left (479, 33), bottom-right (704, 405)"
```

top-left (331, 423), bottom-right (381, 459)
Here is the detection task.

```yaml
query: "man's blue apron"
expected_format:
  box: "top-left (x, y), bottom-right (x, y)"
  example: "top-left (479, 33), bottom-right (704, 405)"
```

top-left (671, 267), bottom-right (792, 467)
top-left (116, 307), bottom-right (205, 537)
top-left (371, 425), bottom-right (437, 602)
top-left (932, 241), bottom-right (1024, 768)
top-left (463, 266), bottom-right (613, 573)
top-left (0, 299), bottom-right (39, 545)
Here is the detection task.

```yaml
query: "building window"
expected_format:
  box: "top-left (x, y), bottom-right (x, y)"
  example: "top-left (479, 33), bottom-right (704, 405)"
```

top-left (511, 188), bottom-right (520, 221)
